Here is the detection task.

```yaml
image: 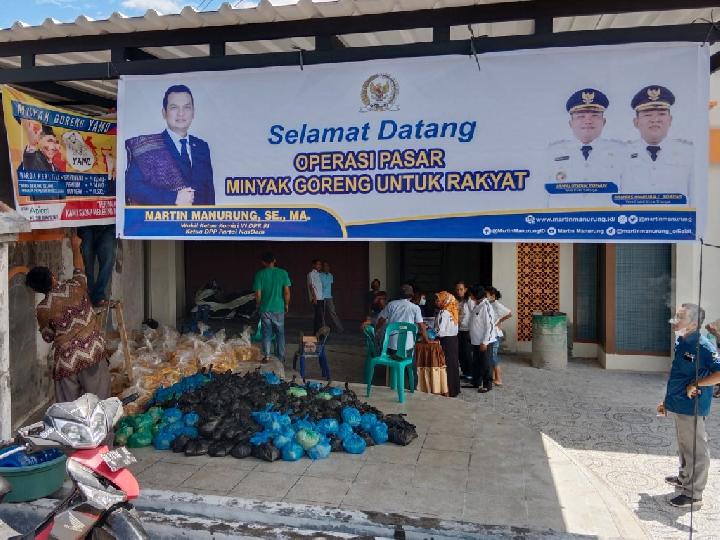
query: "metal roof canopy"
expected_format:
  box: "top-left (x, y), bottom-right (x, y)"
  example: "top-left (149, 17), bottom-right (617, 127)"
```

top-left (1, 0), bottom-right (720, 114)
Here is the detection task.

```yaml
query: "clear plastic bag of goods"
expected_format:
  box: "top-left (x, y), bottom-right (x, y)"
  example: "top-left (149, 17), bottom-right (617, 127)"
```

top-left (108, 349), bottom-right (126, 372)
top-left (159, 326), bottom-right (180, 352)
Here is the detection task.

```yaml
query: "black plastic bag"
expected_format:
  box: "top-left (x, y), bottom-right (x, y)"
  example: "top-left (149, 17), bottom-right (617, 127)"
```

top-left (388, 426), bottom-right (418, 446)
top-left (231, 443), bottom-right (252, 459)
top-left (199, 418), bottom-right (221, 438)
top-left (172, 435), bottom-right (191, 453)
top-left (184, 439), bottom-right (210, 456)
top-left (357, 430), bottom-right (375, 447)
top-left (252, 443), bottom-right (280, 462)
top-left (208, 440), bottom-right (235, 457)
top-left (328, 436), bottom-right (343, 452)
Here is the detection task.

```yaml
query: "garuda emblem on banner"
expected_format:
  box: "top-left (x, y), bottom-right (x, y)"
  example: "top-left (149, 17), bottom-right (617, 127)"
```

top-left (360, 74), bottom-right (400, 112)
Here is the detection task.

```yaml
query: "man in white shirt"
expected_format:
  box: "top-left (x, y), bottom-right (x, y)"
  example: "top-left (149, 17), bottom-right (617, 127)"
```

top-left (307, 259), bottom-right (325, 333)
top-left (621, 85), bottom-right (694, 205)
top-left (545, 88), bottom-right (625, 208)
top-left (468, 285), bottom-right (498, 393)
top-left (377, 284), bottom-right (429, 391)
top-left (455, 281), bottom-right (474, 380)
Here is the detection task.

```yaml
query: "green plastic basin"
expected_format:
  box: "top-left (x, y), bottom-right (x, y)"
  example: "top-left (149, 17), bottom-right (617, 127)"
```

top-left (0, 454), bottom-right (67, 503)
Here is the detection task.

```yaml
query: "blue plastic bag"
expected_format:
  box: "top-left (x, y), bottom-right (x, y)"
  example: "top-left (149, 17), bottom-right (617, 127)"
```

top-left (263, 372), bottom-right (281, 385)
top-left (162, 408), bottom-right (183, 424)
top-left (307, 437), bottom-right (331, 460)
top-left (281, 442), bottom-right (305, 461)
top-left (152, 431), bottom-right (176, 450)
top-left (250, 430), bottom-right (274, 446)
top-left (337, 422), bottom-right (354, 441)
top-left (360, 413), bottom-right (378, 432)
top-left (329, 387), bottom-right (343, 397)
top-left (293, 417), bottom-right (316, 432)
top-left (316, 418), bottom-right (339, 435)
top-left (306, 381), bottom-right (323, 391)
top-left (183, 412), bottom-right (200, 427)
top-left (371, 422), bottom-right (389, 444)
top-left (179, 426), bottom-right (199, 439)
top-left (0, 446), bottom-right (62, 468)
top-left (273, 428), bottom-right (296, 450)
top-left (342, 433), bottom-right (367, 454)
top-left (341, 407), bottom-right (361, 427)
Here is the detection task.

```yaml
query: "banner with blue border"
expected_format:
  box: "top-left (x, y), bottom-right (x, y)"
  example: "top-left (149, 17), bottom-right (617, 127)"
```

top-left (117, 44), bottom-right (708, 242)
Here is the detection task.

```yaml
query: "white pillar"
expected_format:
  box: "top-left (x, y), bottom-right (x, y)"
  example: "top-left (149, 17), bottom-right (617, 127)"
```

top-left (148, 241), bottom-right (184, 328)
top-left (0, 244), bottom-right (10, 439)
top-left (492, 242), bottom-right (518, 352)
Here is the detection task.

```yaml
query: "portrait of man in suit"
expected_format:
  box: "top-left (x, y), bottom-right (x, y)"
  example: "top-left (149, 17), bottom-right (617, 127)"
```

top-left (124, 84), bottom-right (215, 206)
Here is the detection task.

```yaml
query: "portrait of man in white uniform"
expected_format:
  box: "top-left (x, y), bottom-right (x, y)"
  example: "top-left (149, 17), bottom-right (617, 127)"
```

top-left (622, 85), bottom-right (693, 205)
top-left (545, 88), bottom-right (625, 208)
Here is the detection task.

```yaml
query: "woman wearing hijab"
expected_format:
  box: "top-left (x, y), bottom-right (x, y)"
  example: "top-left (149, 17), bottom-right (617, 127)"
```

top-left (434, 291), bottom-right (461, 397)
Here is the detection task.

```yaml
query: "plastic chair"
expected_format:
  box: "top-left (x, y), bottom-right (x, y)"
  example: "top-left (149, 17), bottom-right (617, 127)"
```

top-left (363, 324), bottom-right (377, 385)
top-left (365, 322), bottom-right (418, 403)
top-left (294, 326), bottom-right (331, 379)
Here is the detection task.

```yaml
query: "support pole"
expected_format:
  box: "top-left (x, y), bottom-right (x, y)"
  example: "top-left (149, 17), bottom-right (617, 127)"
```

top-left (0, 243), bottom-right (11, 439)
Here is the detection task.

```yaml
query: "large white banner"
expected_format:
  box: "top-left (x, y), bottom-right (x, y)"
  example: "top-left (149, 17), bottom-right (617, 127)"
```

top-left (118, 43), bottom-right (709, 241)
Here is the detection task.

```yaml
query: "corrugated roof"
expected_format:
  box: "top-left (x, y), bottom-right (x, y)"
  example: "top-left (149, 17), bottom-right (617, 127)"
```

top-left (0, 0), bottom-right (715, 114)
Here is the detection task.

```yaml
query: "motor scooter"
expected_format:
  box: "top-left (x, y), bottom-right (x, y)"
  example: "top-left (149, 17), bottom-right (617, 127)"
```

top-left (0, 393), bottom-right (149, 539)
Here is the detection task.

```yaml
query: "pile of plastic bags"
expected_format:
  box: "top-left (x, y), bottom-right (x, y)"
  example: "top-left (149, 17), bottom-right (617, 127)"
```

top-left (116, 369), bottom-right (418, 462)
top-left (108, 325), bottom-right (261, 414)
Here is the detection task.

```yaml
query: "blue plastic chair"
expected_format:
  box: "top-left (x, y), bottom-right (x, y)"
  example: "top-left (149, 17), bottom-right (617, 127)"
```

top-left (365, 322), bottom-right (418, 403)
top-left (294, 327), bottom-right (331, 379)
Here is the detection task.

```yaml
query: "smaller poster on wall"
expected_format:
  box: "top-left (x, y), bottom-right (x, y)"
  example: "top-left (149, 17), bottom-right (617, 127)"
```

top-left (1, 86), bottom-right (116, 228)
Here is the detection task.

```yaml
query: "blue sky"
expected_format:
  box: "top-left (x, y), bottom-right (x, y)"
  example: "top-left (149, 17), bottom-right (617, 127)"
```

top-left (0, 1), bottom-right (255, 29)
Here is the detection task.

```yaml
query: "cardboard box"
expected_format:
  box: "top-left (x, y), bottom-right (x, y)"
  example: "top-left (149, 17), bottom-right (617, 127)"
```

top-left (301, 335), bottom-right (318, 354)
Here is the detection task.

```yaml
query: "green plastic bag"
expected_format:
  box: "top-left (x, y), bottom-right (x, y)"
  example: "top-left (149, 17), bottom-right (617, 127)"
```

top-left (316, 392), bottom-right (332, 401)
top-left (288, 387), bottom-right (307, 398)
top-left (128, 414), bottom-right (154, 432)
top-left (127, 429), bottom-right (153, 448)
top-left (296, 428), bottom-right (320, 450)
top-left (114, 426), bottom-right (134, 446)
top-left (147, 407), bottom-right (164, 423)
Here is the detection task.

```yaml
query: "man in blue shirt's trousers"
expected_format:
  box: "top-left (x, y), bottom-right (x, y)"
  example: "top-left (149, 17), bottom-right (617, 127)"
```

top-left (659, 303), bottom-right (720, 509)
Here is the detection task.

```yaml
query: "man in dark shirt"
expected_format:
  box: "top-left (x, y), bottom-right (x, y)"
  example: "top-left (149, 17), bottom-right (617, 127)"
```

top-left (658, 303), bottom-right (720, 509)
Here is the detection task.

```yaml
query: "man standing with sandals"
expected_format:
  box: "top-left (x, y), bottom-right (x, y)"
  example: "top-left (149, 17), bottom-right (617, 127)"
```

top-left (659, 303), bottom-right (720, 508)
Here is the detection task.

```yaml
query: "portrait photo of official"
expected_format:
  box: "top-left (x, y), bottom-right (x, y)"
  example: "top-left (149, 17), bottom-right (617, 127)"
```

top-left (545, 88), bottom-right (624, 207)
top-left (17, 119), bottom-right (66, 201)
top-left (124, 84), bottom-right (215, 206)
top-left (622, 85), bottom-right (693, 203)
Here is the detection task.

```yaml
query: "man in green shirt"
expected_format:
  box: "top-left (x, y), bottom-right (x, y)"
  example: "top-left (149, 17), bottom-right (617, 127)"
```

top-left (253, 252), bottom-right (291, 363)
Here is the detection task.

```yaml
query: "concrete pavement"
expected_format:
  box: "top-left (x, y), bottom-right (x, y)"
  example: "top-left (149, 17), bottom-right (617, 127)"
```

top-left (121, 382), bottom-right (643, 538)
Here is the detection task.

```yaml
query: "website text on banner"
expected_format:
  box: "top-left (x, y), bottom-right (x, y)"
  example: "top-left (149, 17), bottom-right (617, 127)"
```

top-left (117, 43), bottom-right (708, 242)
top-left (1, 86), bottom-right (117, 229)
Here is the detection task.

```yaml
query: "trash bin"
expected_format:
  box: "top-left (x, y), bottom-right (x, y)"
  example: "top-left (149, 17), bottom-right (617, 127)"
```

top-left (531, 311), bottom-right (568, 369)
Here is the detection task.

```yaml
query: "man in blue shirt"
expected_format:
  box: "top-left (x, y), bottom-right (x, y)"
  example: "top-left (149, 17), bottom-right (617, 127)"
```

top-left (321, 261), bottom-right (344, 333)
top-left (658, 303), bottom-right (720, 508)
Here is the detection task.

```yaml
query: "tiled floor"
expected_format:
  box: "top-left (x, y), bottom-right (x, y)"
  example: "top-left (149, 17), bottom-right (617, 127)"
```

top-left (461, 355), bottom-right (720, 539)
top-left (129, 380), bottom-right (639, 537)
